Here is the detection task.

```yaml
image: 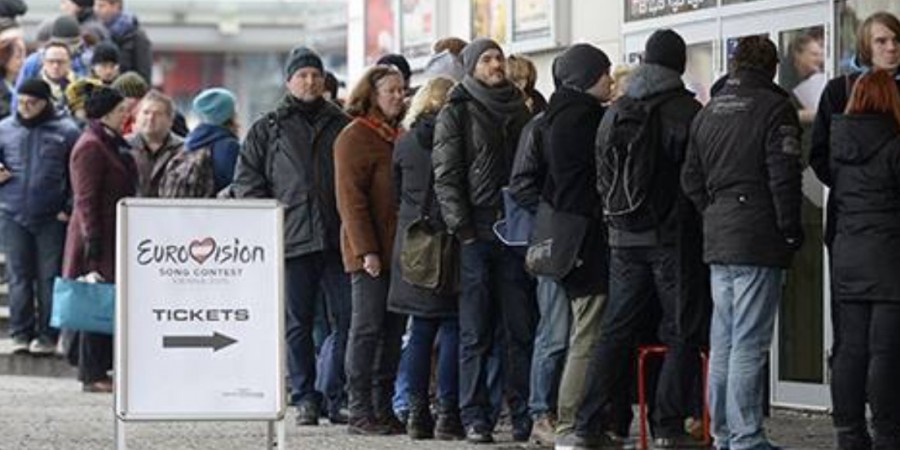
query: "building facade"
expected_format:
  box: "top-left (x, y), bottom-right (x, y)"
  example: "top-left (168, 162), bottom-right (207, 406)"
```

top-left (347, 0), bottom-right (900, 411)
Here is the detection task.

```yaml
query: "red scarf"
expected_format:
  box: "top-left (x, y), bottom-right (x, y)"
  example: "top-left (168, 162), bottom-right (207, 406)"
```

top-left (357, 114), bottom-right (400, 144)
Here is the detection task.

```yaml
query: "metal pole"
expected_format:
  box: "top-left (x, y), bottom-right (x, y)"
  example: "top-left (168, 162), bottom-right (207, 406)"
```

top-left (115, 417), bottom-right (127, 450)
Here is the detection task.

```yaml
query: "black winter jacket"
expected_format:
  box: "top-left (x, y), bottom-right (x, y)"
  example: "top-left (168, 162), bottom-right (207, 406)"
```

top-left (388, 113), bottom-right (457, 318)
top-left (596, 64), bottom-right (702, 247)
top-left (543, 87), bottom-right (608, 297)
top-left (508, 112), bottom-right (548, 213)
top-left (232, 96), bottom-right (350, 259)
top-left (829, 115), bottom-right (900, 302)
top-left (433, 83), bottom-right (531, 240)
top-left (810, 71), bottom-right (900, 245)
top-left (682, 69), bottom-right (804, 268)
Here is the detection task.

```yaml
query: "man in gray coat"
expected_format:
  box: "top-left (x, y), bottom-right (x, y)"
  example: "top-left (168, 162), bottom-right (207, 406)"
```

top-left (232, 46), bottom-right (352, 427)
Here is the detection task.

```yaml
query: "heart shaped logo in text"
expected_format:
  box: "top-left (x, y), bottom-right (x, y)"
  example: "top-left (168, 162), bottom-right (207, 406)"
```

top-left (189, 238), bottom-right (217, 265)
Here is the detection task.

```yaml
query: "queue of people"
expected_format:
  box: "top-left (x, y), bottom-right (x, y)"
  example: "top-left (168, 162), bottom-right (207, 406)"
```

top-left (1, 3), bottom-right (899, 450)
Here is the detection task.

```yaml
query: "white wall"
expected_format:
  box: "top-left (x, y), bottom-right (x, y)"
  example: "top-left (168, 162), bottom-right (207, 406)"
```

top-left (404, 0), bottom-right (625, 99)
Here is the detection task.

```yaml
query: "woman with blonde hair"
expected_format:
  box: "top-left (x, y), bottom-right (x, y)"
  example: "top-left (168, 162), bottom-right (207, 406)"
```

top-left (507, 54), bottom-right (547, 114)
top-left (828, 69), bottom-right (900, 450)
top-left (387, 76), bottom-right (464, 440)
top-left (335, 64), bottom-right (407, 435)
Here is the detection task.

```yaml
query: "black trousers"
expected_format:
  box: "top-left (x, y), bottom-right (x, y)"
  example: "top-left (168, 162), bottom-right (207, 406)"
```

top-left (831, 301), bottom-right (900, 450)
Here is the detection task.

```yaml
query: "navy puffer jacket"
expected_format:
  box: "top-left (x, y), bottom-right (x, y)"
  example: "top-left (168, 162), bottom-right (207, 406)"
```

top-left (0, 111), bottom-right (81, 226)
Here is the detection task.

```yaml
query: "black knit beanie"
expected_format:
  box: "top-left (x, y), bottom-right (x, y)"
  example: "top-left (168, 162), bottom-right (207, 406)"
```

top-left (283, 46), bottom-right (323, 81)
top-left (644, 29), bottom-right (687, 74)
top-left (91, 41), bottom-right (120, 66)
top-left (553, 44), bottom-right (612, 91)
top-left (17, 78), bottom-right (52, 101)
top-left (85, 85), bottom-right (124, 119)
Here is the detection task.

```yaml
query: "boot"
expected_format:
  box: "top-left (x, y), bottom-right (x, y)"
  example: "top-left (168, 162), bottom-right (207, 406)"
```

top-left (407, 395), bottom-right (434, 440)
top-left (435, 403), bottom-right (465, 440)
top-left (836, 424), bottom-right (873, 450)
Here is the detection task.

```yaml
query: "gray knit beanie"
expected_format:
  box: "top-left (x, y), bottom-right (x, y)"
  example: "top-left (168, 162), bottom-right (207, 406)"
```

top-left (461, 38), bottom-right (503, 76)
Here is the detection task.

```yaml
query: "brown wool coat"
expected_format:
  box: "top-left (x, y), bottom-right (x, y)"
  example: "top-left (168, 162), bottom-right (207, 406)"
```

top-left (63, 124), bottom-right (137, 282)
top-left (334, 118), bottom-right (398, 273)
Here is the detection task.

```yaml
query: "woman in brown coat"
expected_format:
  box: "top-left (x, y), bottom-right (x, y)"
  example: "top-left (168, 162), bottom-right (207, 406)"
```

top-left (62, 85), bottom-right (136, 393)
top-left (334, 65), bottom-right (406, 434)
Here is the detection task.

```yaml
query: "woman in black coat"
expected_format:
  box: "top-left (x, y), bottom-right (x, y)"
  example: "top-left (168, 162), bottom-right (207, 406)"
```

top-left (387, 76), bottom-right (463, 440)
top-left (828, 70), bottom-right (900, 450)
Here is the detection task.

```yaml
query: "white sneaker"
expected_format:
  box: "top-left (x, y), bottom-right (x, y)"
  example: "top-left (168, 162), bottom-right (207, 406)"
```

top-left (29, 337), bottom-right (56, 355)
top-left (10, 336), bottom-right (30, 354)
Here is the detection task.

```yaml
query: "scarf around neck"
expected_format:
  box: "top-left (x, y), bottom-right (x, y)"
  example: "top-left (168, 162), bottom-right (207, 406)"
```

top-left (462, 75), bottom-right (526, 119)
top-left (358, 113), bottom-right (400, 144)
top-left (17, 103), bottom-right (55, 128)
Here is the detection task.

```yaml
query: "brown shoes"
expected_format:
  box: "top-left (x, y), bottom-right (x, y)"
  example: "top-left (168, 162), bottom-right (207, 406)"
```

top-left (82, 379), bottom-right (113, 393)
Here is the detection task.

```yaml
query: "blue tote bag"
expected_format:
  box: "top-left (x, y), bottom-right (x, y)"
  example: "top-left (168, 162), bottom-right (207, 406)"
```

top-left (493, 187), bottom-right (535, 247)
top-left (50, 277), bottom-right (115, 335)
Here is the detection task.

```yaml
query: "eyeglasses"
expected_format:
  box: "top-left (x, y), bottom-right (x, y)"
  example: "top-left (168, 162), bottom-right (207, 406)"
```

top-left (43, 58), bottom-right (69, 66)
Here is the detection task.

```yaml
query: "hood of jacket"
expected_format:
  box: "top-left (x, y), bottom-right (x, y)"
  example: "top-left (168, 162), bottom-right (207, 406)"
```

top-left (412, 112), bottom-right (437, 150)
top-left (626, 63), bottom-right (686, 100)
top-left (545, 86), bottom-right (602, 122)
top-left (184, 123), bottom-right (236, 151)
top-left (831, 114), bottom-right (899, 165)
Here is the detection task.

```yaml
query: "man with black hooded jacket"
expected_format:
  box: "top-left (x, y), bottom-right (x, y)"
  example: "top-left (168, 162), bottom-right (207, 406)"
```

top-left (682, 36), bottom-right (803, 450)
top-left (571, 29), bottom-right (706, 450)
top-left (232, 46), bottom-right (352, 427)
top-left (433, 37), bottom-right (535, 444)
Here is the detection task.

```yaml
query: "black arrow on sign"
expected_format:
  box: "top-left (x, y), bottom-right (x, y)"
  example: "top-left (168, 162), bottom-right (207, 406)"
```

top-left (162, 332), bottom-right (237, 352)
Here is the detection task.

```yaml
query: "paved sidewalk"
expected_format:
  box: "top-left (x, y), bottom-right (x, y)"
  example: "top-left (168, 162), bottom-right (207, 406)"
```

top-left (0, 375), bottom-right (833, 450)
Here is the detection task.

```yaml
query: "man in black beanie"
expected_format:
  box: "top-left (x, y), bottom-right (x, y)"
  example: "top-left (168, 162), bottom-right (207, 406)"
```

top-left (531, 43), bottom-right (622, 448)
top-left (433, 37), bottom-right (535, 444)
top-left (571, 28), bottom-right (707, 449)
top-left (0, 77), bottom-right (80, 355)
top-left (90, 41), bottom-right (120, 84)
top-left (232, 45), bottom-right (353, 428)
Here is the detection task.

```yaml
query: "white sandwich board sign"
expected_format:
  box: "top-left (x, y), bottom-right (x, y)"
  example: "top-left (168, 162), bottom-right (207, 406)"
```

top-left (115, 198), bottom-right (285, 423)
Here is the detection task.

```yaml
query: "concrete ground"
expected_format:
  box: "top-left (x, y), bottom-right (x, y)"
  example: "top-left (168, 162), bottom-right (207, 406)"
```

top-left (0, 374), bottom-right (834, 450)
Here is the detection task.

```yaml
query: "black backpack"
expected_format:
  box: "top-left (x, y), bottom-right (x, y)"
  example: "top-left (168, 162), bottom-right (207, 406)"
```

top-left (597, 92), bottom-right (682, 231)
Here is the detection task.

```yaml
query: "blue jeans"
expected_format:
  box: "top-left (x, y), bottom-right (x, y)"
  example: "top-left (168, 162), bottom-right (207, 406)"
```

top-left (2, 216), bottom-right (66, 341)
top-left (406, 317), bottom-right (459, 407)
top-left (458, 239), bottom-right (537, 430)
top-left (284, 251), bottom-right (351, 412)
top-left (393, 323), bottom-right (411, 416)
top-left (529, 276), bottom-right (570, 418)
top-left (709, 265), bottom-right (781, 450)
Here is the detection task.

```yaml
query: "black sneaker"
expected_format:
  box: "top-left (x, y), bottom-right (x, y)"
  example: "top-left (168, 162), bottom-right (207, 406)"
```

top-left (328, 407), bottom-right (349, 425)
top-left (348, 416), bottom-right (390, 435)
top-left (295, 401), bottom-right (320, 426)
top-left (435, 411), bottom-right (465, 440)
top-left (512, 416), bottom-right (533, 442)
top-left (465, 425), bottom-right (494, 444)
top-left (377, 413), bottom-right (406, 435)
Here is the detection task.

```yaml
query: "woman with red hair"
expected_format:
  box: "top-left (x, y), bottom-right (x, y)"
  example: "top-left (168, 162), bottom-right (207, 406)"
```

top-left (828, 69), bottom-right (900, 450)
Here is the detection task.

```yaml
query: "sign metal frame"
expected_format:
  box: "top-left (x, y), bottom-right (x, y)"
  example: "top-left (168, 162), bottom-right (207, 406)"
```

top-left (113, 198), bottom-right (286, 449)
